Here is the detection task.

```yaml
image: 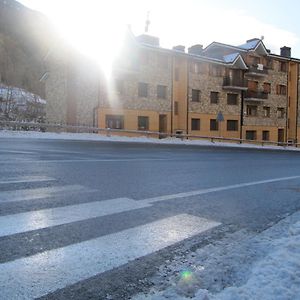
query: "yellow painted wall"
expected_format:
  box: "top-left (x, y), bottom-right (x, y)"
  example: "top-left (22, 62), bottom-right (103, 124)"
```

top-left (98, 108), bottom-right (171, 133)
top-left (287, 62), bottom-right (298, 141)
top-left (189, 113), bottom-right (240, 138)
top-left (242, 125), bottom-right (283, 142)
top-left (172, 56), bottom-right (188, 133)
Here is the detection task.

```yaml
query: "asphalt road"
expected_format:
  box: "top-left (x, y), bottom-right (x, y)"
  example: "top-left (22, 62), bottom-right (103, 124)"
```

top-left (1, 138), bottom-right (300, 299)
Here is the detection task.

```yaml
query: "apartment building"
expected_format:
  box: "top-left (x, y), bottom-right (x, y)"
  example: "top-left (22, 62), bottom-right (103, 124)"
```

top-left (44, 31), bottom-right (300, 143)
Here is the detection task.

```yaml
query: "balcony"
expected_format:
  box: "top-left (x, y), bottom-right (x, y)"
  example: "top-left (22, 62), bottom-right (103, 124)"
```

top-left (245, 65), bottom-right (268, 77)
top-left (244, 90), bottom-right (268, 101)
top-left (223, 76), bottom-right (248, 91)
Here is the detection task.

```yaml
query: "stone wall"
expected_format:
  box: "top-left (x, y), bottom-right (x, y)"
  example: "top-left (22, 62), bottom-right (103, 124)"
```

top-left (243, 59), bottom-right (288, 127)
top-left (45, 58), bottom-right (67, 124)
top-left (188, 68), bottom-right (241, 116)
top-left (103, 49), bottom-right (172, 113)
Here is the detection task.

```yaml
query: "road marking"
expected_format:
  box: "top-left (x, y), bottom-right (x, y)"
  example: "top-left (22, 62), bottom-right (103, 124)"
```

top-left (0, 150), bottom-right (36, 154)
top-left (0, 214), bottom-right (220, 299)
top-left (143, 175), bottom-right (300, 204)
top-left (0, 158), bottom-right (173, 164)
top-left (0, 176), bottom-right (55, 185)
top-left (0, 185), bottom-right (96, 202)
top-left (0, 198), bottom-right (152, 237)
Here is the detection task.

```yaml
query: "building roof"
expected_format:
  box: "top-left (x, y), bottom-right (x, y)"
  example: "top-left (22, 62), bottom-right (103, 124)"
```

top-left (238, 39), bottom-right (261, 50)
top-left (134, 34), bottom-right (248, 69)
top-left (223, 53), bottom-right (240, 63)
top-left (203, 38), bottom-right (268, 55)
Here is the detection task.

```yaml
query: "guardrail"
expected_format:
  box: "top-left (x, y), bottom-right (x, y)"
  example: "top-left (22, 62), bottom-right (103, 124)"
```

top-left (0, 120), bottom-right (298, 148)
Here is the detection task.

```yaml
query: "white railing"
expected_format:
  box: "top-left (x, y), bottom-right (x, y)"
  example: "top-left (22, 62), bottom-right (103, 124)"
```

top-left (0, 120), bottom-right (298, 148)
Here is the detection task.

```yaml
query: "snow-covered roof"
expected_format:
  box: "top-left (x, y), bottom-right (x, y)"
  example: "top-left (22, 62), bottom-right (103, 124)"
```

top-left (0, 86), bottom-right (46, 105)
top-left (203, 39), bottom-right (268, 56)
top-left (223, 53), bottom-right (239, 63)
top-left (238, 39), bottom-right (260, 50)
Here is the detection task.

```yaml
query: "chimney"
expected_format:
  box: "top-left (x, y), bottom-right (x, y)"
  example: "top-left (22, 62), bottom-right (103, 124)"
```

top-left (188, 44), bottom-right (203, 55)
top-left (280, 46), bottom-right (291, 58)
top-left (173, 45), bottom-right (185, 52)
top-left (136, 34), bottom-right (160, 47)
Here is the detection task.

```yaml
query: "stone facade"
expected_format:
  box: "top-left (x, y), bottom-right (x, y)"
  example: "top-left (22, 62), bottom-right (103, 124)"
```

top-left (188, 66), bottom-right (241, 116)
top-left (45, 57), bottom-right (68, 124)
top-left (44, 34), bottom-right (300, 143)
top-left (105, 48), bottom-right (172, 113)
top-left (45, 49), bottom-right (99, 127)
top-left (243, 59), bottom-right (288, 128)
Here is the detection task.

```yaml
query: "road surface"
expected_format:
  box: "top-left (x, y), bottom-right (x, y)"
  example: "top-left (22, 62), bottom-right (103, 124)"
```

top-left (0, 137), bottom-right (300, 299)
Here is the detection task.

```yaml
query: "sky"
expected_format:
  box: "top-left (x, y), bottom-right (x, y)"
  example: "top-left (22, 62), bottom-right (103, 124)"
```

top-left (18, 0), bottom-right (300, 62)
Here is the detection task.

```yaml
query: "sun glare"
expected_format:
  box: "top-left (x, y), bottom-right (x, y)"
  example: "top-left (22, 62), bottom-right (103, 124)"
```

top-left (43, 1), bottom-right (131, 78)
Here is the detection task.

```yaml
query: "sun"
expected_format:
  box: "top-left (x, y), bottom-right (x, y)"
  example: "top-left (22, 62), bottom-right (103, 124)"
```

top-left (40, 1), bottom-right (128, 78)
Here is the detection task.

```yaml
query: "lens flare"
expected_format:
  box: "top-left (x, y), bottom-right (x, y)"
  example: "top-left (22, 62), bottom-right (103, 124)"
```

top-left (180, 270), bottom-right (193, 281)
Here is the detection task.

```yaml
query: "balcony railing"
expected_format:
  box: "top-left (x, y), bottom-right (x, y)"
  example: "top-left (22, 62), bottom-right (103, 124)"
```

top-left (223, 76), bottom-right (248, 90)
top-left (245, 90), bottom-right (268, 101)
top-left (245, 65), bottom-right (268, 77)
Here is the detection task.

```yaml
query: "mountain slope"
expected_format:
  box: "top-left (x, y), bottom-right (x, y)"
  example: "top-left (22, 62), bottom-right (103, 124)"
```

top-left (0, 0), bottom-right (55, 97)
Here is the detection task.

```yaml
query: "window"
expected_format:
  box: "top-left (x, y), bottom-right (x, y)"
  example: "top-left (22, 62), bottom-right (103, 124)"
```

top-left (116, 79), bottom-right (124, 94)
top-left (210, 91), bottom-right (219, 104)
top-left (191, 118), bottom-right (200, 130)
top-left (209, 65), bottom-right (222, 77)
top-left (246, 105), bottom-right (258, 116)
top-left (277, 108), bottom-right (285, 118)
top-left (262, 130), bottom-right (270, 141)
top-left (279, 61), bottom-right (287, 72)
top-left (158, 54), bottom-right (168, 69)
top-left (210, 119), bottom-right (219, 131)
top-left (192, 89), bottom-right (201, 102)
top-left (263, 106), bottom-right (271, 117)
top-left (138, 116), bottom-right (149, 130)
top-left (157, 85), bottom-right (167, 99)
top-left (227, 120), bottom-right (238, 131)
top-left (174, 101), bottom-right (178, 115)
top-left (263, 83), bottom-right (271, 94)
top-left (246, 130), bottom-right (257, 140)
top-left (138, 82), bottom-right (148, 97)
top-left (106, 115), bottom-right (124, 129)
top-left (276, 84), bottom-right (287, 95)
top-left (175, 68), bottom-right (179, 81)
top-left (190, 62), bottom-right (203, 74)
top-left (227, 93), bottom-right (238, 105)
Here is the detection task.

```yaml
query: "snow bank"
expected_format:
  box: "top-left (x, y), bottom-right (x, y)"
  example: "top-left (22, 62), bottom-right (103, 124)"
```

top-left (0, 130), bottom-right (299, 152)
top-left (133, 211), bottom-right (300, 299)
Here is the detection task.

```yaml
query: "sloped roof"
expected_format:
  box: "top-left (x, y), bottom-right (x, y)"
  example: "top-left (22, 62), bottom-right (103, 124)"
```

top-left (238, 39), bottom-right (260, 50)
top-left (223, 53), bottom-right (240, 63)
top-left (203, 38), bottom-right (268, 56)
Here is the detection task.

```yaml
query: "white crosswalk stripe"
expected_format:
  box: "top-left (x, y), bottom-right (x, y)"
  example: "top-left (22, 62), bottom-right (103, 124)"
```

top-left (0, 198), bottom-right (152, 237)
top-left (0, 175), bottom-right (55, 185)
top-left (0, 184), bottom-right (97, 202)
top-left (0, 214), bottom-right (220, 300)
top-left (0, 174), bottom-right (221, 299)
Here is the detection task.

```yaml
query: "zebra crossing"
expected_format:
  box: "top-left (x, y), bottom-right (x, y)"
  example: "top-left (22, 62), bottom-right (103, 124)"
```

top-left (0, 174), bottom-right (220, 299)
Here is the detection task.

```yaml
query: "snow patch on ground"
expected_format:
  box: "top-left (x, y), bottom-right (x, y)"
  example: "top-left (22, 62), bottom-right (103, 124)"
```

top-left (0, 130), bottom-right (300, 152)
top-left (133, 211), bottom-right (300, 300)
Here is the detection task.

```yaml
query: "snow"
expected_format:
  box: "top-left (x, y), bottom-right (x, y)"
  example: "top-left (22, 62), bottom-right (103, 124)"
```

top-left (0, 85), bottom-right (46, 104)
top-left (133, 211), bottom-right (300, 299)
top-left (0, 129), bottom-right (299, 152)
top-left (223, 53), bottom-right (239, 63)
top-left (238, 40), bottom-right (260, 50)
